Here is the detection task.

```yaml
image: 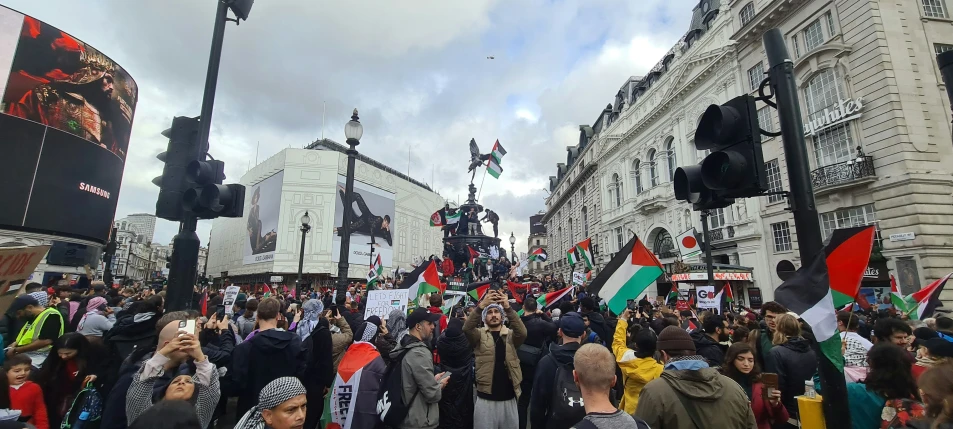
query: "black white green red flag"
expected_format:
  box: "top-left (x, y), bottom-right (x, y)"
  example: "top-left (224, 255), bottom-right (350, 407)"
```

top-left (529, 248), bottom-right (548, 262)
top-left (574, 238), bottom-right (593, 270)
top-left (586, 234), bottom-right (663, 315)
top-left (367, 254), bottom-right (384, 289)
top-left (898, 273), bottom-right (952, 320)
top-left (518, 285), bottom-right (574, 315)
top-left (490, 140), bottom-right (507, 164)
top-left (399, 260), bottom-right (443, 300)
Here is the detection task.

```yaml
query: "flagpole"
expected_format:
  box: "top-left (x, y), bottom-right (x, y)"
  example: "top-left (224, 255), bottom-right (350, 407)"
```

top-left (477, 167), bottom-right (488, 201)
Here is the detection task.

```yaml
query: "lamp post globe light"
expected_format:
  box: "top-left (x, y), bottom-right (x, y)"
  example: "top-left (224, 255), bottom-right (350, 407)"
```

top-left (296, 211), bottom-right (311, 296)
top-left (509, 232), bottom-right (516, 261)
top-left (337, 109), bottom-right (362, 305)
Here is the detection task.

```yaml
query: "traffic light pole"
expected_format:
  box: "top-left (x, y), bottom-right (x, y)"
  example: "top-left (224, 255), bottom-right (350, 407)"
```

top-left (700, 211), bottom-right (715, 297)
top-left (167, 0), bottom-right (230, 312)
top-left (765, 28), bottom-right (848, 429)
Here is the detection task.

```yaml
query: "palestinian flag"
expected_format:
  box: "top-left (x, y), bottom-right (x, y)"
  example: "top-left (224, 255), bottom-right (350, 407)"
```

top-left (586, 234), bottom-right (663, 315)
top-left (519, 285), bottom-right (574, 315)
top-left (468, 245), bottom-right (480, 261)
top-left (467, 282), bottom-right (491, 301)
top-left (429, 208), bottom-right (461, 227)
top-left (827, 226), bottom-right (877, 308)
top-left (686, 319), bottom-right (698, 332)
top-left (890, 274), bottom-right (908, 313)
top-left (330, 342), bottom-right (385, 427)
top-left (529, 248), bottom-right (548, 262)
top-left (487, 158), bottom-right (503, 178)
top-left (367, 254), bottom-right (384, 289)
top-left (491, 140), bottom-right (507, 164)
top-left (665, 285), bottom-right (679, 305)
top-left (400, 260), bottom-right (443, 299)
top-left (714, 281), bottom-right (735, 304)
top-left (567, 246), bottom-right (579, 266)
top-left (575, 238), bottom-right (594, 270)
top-left (903, 273), bottom-right (952, 320)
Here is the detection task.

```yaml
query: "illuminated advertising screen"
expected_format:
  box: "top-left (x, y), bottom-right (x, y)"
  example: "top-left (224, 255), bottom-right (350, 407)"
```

top-left (0, 8), bottom-right (137, 244)
top-left (332, 175), bottom-right (396, 267)
top-left (243, 171), bottom-right (283, 265)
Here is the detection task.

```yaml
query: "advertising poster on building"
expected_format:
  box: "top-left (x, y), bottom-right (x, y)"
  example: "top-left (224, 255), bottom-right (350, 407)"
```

top-left (0, 8), bottom-right (138, 244)
top-left (696, 285), bottom-right (717, 309)
top-left (243, 171), bottom-right (284, 265)
top-left (364, 289), bottom-right (409, 320)
top-left (332, 175), bottom-right (395, 267)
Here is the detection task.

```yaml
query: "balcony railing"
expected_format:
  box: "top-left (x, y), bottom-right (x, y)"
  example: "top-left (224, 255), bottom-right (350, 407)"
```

top-left (709, 228), bottom-right (724, 241)
top-left (811, 156), bottom-right (876, 190)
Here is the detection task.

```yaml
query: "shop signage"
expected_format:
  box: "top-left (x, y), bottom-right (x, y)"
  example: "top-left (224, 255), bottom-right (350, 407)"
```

top-left (748, 288), bottom-right (763, 309)
top-left (804, 97), bottom-right (864, 137)
top-left (862, 259), bottom-right (890, 283)
top-left (270, 276), bottom-right (283, 282)
top-left (889, 232), bottom-right (915, 242)
top-left (671, 272), bottom-right (753, 281)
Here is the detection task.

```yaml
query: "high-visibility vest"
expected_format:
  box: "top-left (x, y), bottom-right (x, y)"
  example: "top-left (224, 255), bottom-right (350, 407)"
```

top-left (15, 307), bottom-right (63, 349)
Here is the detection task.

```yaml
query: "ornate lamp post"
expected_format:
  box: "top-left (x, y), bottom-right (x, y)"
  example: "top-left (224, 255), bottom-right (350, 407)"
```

top-left (336, 109), bottom-right (363, 305)
top-left (509, 232), bottom-right (516, 261)
top-left (296, 211), bottom-right (311, 296)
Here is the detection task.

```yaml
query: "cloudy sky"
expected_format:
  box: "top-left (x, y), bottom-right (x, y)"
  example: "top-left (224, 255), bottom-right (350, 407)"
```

top-left (6, 0), bottom-right (699, 255)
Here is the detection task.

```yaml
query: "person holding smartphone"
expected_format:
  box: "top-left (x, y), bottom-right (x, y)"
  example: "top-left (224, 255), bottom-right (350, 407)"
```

top-left (77, 296), bottom-right (116, 341)
top-left (722, 343), bottom-right (788, 429)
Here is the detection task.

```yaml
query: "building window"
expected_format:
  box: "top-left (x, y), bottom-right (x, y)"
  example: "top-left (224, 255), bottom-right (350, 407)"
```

top-left (739, 2), bottom-right (756, 26)
top-left (806, 68), bottom-right (853, 167)
top-left (632, 160), bottom-right (643, 194)
top-left (820, 204), bottom-right (879, 244)
top-left (568, 219), bottom-right (573, 243)
top-left (803, 18), bottom-right (825, 51)
top-left (936, 44), bottom-right (953, 55)
top-left (666, 139), bottom-right (677, 181)
top-left (709, 208), bottom-right (726, 229)
top-left (771, 222), bottom-right (793, 252)
top-left (614, 227), bottom-right (624, 252)
top-left (648, 149), bottom-right (659, 187)
top-left (825, 11), bottom-right (836, 36)
top-left (747, 62), bottom-right (764, 91)
top-left (922, 0), bottom-right (949, 18)
top-left (535, 239), bottom-right (540, 245)
top-left (757, 106), bottom-right (774, 134)
top-left (792, 34), bottom-right (801, 58)
top-left (765, 159), bottom-right (785, 203)
top-left (582, 207), bottom-right (589, 238)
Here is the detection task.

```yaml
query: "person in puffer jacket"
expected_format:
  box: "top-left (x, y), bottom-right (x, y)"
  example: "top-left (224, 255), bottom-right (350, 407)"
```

top-left (327, 319), bottom-right (387, 429)
top-left (765, 314), bottom-right (817, 427)
top-left (612, 311), bottom-right (662, 414)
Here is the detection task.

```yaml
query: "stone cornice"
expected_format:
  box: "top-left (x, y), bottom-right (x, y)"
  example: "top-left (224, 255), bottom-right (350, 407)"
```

top-left (731, 0), bottom-right (809, 48)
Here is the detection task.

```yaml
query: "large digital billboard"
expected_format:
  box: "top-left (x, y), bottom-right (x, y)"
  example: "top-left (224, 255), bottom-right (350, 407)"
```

top-left (243, 171), bottom-right (283, 265)
top-left (0, 8), bottom-right (137, 244)
top-left (332, 175), bottom-right (396, 267)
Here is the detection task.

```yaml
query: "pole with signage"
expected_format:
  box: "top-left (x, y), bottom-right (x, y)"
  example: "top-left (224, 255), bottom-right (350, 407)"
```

top-left (701, 211), bottom-right (715, 291)
top-left (765, 28), bottom-right (847, 429)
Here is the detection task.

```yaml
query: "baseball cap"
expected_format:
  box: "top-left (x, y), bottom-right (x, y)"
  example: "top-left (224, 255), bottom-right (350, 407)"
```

top-left (406, 307), bottom-right (441, 329)
top-left (913, 327), bottom-right (939, 348)
top-left (8, 295), bottom-right (39, 314)
top-left (559, 312), bottom-right (586, 338)
top-left (925, 338), bottom-right (953, 358)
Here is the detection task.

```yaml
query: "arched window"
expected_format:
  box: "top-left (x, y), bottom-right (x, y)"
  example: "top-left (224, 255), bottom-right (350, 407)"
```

top-left (653, 230), bottom-right (676, 258)
top-left (805, 68), bottom-right (853, 167)
top-left (648, 149), bottom-right (659, 187)
top-left (666, 139), bottom-right (677, 181)
top-left (612, 173), bottom-right (623, 207)
top-left (632, 160), bottom-right (643, 194)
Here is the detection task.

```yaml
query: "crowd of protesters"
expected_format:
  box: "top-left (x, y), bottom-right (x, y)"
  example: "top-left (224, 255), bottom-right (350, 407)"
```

top-left (0, 274), bottom-right (949, 429)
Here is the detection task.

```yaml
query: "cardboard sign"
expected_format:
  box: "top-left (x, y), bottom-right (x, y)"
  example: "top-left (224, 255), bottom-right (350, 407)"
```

top-left (0, 245), bottom-right (50, 316)
top-left (696, 285), bottom-right (718, 309)
top-left (572, 272), bottom-right (585, 286)
top-left (222, 286), bottom-right (241, 316)
top-left (364, 289), bottom-right (409, 320)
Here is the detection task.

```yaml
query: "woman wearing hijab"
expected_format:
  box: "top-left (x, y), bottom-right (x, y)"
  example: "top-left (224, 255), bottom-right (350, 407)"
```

top-left (235, 377), bottom-right (307, 429)
top-left (387, 308), bottom-right (410, 346)
top-left (436, 318), bottom-right (475, 429)
top-left (77, 296), bottom-right (116, 341)
top-left (296, 300), bottom-right (323, 342)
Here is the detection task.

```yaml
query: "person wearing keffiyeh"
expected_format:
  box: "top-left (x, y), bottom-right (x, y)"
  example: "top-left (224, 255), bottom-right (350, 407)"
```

top-left (295, 299), bottom-right (323, 341)
top-left (327, 319), bottom-right (386, 429)
top-left (234, 377), bottom-right (307, 429)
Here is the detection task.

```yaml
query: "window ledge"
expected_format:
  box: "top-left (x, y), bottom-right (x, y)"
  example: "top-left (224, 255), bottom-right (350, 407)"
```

top-left (773, 250), bottom-right (795, 255)
top-left (921, 16), bottom-right (953, 24)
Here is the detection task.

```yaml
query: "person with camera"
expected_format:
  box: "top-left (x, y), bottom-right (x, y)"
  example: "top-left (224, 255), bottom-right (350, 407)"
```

top-left (464, 289), bottom-right (526, 429)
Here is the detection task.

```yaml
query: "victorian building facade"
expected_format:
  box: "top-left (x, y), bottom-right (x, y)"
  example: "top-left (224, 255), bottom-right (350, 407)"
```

top-left (729, 0), bottom-right (953, 301)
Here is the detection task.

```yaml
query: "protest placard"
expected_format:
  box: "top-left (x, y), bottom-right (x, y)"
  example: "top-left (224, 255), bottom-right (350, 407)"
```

top-left (364, 289), bottom-right (410, 320)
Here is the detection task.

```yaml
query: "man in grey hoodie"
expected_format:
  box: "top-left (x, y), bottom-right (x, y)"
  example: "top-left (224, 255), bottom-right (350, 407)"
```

top-left (236, 299), bottom-right (258, 339)
top-left (390, 308), bottom-right (448, 429)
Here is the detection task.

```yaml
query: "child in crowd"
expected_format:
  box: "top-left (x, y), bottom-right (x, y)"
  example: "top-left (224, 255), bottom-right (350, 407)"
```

top-left (5, 354), bottom-right (47, 429)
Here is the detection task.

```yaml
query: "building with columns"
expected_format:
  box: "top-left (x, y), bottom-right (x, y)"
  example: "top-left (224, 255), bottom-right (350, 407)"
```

top-left (728, 0), bottom-right (953, 302)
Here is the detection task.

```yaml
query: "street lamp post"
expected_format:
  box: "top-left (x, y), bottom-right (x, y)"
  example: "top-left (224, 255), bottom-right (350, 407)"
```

top-left (336, 109), bottom-right (363, 305)
top-left (296, 211), bottom-right (311, 297)
top-left (509, 232), bottom-right (516, 262)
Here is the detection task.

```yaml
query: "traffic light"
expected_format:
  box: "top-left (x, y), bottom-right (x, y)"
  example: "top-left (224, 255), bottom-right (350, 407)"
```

top-left (165, 255), bottom-right (172, 269)
top-left (695, 95), bottom-right (767, 198)
top-left (154, 117), bottom-right (202, 222)
top-left (183, 159), bottom-right (246, 219)
top-left (673, 164), bottom-right (734, 211)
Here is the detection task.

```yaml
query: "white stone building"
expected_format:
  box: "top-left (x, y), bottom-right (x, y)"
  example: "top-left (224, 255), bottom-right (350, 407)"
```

top-left (728, 0), bottom-right (953, 303)
top-left (114, 214), bottom-right (157, 244)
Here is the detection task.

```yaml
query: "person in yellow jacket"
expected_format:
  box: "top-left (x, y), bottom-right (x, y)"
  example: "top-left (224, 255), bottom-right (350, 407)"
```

top-left (8, 293), bottom-right (64, 368)
top-left (612, 308), bottom-right (663, 414)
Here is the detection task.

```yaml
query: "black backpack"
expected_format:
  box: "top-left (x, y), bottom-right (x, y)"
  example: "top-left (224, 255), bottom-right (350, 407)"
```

top-left (546, 358), bottom-right (587, 429)
top-left (377, 348), bottom-right (418, 427)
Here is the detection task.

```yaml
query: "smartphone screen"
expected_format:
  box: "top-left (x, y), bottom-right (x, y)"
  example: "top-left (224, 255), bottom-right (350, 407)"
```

top-left (762, 373), bottom-right (779, 399)
top-left (216, 304), bottom-right (226, 320)
top-left (179, 319), bottom-right (196, 336)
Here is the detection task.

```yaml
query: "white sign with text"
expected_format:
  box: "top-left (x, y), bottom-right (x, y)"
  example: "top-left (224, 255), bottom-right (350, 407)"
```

top-left (364, 289), bottom-right (410, 320)
top-left (696, 285), bottom-right (717, 309)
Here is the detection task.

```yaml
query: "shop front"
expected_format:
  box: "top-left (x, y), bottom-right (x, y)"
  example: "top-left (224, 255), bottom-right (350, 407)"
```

top-left (668, 263), bottom-right (755, 309)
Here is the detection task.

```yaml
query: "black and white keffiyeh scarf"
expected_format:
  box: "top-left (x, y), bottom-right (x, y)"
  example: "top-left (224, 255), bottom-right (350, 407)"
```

top-left (234, 377), bottom-right (307, 429)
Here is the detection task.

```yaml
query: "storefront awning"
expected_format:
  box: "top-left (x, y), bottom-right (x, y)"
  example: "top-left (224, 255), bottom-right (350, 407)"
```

top-left (669, 263), bottom-right (754, 282)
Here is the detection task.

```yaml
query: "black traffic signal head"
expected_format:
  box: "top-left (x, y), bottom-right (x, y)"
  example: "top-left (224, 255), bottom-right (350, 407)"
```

top-left (154, 117), bottom-right (202, 222)
top-left (674, 163), bottom-right (735, 211)
top-left (184, 183), bottom-right (246, 219)
top-left (695, 95), bottom-right (767, 198)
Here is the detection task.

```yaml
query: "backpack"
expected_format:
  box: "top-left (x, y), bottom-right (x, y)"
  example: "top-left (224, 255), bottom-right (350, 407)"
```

top-left (546, 358), bottom-right (587, 429)
top-left (377, 348), bottom-right (418, 427)
top-left (61, 382), bottom-right (104, 429)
